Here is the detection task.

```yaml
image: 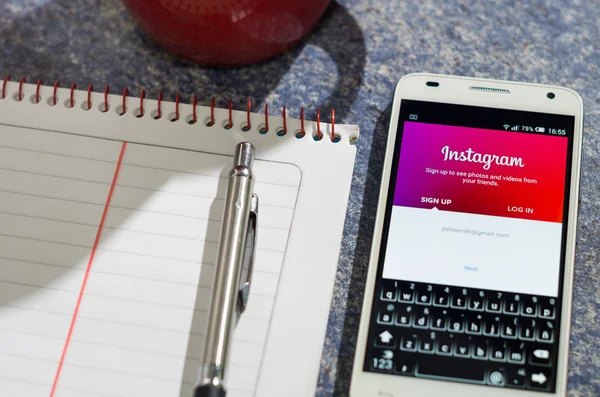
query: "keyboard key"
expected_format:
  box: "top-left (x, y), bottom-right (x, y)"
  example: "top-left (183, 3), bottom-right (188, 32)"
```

top-left (416, 285), bottom-right (433, 305)
top-left (380, 280), bottom-right (398, 302)
top-left (431, 309), bottom-right (448, 330)
top-left (400, 334), bottom-right (417, 352)
top-left (529, 345), bottom-right (551, 366)
top-left (504, 294), bottom-right (520, 315)
top-left (377, 303), bottom-right (395, 325)
top-left (487, 292), bottom-right (503, 313)
top-left (451, 288), bottom-right (468, 309)
top-left (416, 355), bottom-right (485, 382)
top-left (468, 290), bottom-right (485, 311)
top-left (454, 340), bottom-right (470, 357)
top-left (472, 340), bottom-right (488, 360)
top-left (521, 295), bottom-right (538, 317)
top-left (395, 305), bottom-right (412, 327)
top-left (433, 286), bottom-right (450, 307)
top-left (395, 360), bottom-right (415, 375)
top-left (398, 285), bottom-right (415, 303)
top-left (370, 348), bottom-right (395, 372)
top-left (484, 316), bottom-right (501, 337)
top-left (466, 314), bottom-right (483, 335)
top-left (538, 321), bottom-right (554, 343)
top-left (436, 335), bottom-right (453, 356)
top-left (528, 368), bottom-right (551, 390)
top-left (449, 313), bottom-right (465, 333)
top-left (508, 342), bottom-right (526, 364)
top-left (490, 340), bottom-right (507, 362)
top-left (539, 297), bottom-right (556, 319)
top-left (502, 318), bottom-right (518, 339)
top-left (519, 318), bottom-right (536, 340)
top-left (487, 370), bottom-right (506, 386)
top-left (413, 307), bottom-right (431, 329)
top-left (374, 329), bottom-right (396, 348)
top-left (418, 334), bottom-right (435, 354)
top-left (507, 366), bottom-right (527, 388)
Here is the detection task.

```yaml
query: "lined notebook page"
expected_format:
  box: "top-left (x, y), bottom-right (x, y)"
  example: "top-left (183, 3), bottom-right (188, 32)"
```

top-left (0, 125), bottom-right (301, 397)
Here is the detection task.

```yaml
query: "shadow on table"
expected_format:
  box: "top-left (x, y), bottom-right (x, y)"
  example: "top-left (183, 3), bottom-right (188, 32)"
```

top-left (333, 103), bottom-right (392, 397)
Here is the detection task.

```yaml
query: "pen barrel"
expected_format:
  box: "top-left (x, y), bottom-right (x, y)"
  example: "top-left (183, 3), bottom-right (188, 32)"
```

top-left (198, 143), bottom-right (255, 389)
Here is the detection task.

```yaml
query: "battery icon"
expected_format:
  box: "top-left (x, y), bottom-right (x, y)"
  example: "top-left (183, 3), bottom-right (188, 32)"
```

top-left (535, 127), bottom-right (546, 133)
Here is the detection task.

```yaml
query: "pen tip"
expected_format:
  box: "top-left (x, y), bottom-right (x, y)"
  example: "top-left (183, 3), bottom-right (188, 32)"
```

top-left (194, 384), bottom-right (226, 397)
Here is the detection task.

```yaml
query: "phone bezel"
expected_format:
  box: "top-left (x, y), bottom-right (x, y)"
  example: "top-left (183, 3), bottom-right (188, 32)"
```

top-left (349, 73), bottom-right (584, 397)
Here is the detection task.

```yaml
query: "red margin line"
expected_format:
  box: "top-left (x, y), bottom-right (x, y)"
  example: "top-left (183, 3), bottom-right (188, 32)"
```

top-left (49, 142), bottom-right (127, 397)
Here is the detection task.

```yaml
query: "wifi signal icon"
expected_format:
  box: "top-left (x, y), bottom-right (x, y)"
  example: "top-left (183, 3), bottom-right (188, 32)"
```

top-left (503, 124), bottom-right (510, 130)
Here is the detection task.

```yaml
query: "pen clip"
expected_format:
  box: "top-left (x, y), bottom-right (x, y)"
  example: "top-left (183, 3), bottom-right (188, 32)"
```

top-left (237, 193), bottom-right (258, 318)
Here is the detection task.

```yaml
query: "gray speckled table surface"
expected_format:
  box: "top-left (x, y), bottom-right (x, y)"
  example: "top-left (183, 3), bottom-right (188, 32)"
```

top-left (2, 0), bottom-right (599, 396)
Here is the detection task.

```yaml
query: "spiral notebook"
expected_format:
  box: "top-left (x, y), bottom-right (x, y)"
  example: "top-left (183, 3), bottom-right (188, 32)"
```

top-left (0, 79), bottom-right (359, 397)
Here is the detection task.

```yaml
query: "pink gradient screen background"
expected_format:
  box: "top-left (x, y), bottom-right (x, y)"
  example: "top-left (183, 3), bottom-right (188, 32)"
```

top-left (394, 122), bottom-right (569, 223)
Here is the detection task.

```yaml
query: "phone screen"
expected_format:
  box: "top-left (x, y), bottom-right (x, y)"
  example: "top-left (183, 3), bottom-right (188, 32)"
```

top-left (363, 100), bottom-right (576, 393)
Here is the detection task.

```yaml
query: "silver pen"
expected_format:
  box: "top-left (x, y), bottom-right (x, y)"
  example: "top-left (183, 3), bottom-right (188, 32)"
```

top-left (194, 142), bottom-right (258, 397)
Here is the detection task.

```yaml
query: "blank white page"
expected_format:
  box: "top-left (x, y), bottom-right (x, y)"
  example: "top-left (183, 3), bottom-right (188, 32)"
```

top-left (0, 124), bottom-right (301, 397)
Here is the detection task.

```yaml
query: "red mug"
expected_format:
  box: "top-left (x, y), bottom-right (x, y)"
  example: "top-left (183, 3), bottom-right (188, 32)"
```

top-left (122, 0), bottom-right (331, 66)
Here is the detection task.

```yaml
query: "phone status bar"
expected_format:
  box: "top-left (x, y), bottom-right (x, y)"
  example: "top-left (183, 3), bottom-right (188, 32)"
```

top-left (500, 124), bottom-right (567, 136)
top-left (400, 100), bottom-right (574, 139)
top-left (406, 113), bottom-right (568, 137)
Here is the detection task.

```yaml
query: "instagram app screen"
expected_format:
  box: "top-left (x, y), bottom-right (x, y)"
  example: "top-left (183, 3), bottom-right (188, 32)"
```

top-left (383, 122), bottom-right (569, 297)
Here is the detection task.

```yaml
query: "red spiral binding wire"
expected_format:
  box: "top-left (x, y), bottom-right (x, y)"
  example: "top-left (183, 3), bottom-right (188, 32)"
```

top-left (331, 108), bottom-right (336, 142)
top-left (121, 88), bottom-right (129, 114)
top-left (246, 100), bottom-right (251, 130)
top-left (300, 107), bottom-right (305, 137)
top-left (1, 75), bottom-right (9, 99)
top-left (18, 77), bottom-right (26, 101)
top-left (156, 91), bottom-right (163, 119)
top-left (264, 103), bottom-right (269, 132)
top-left (1, 79), bottom-right (339, 144)
top-left (139, 89), bottom-right (146, 117)
top-left (36, 80), bottom-right (43, 103)
top-left (86, 84), bottom-right (93, 110)
top-left (192, 95), bottom-right (198, 123)
top-left (316, 110), bottom-right (323, 140)
top-left (103, 85), bottom-right (109, 111)
top-left (210, 97), bottom-right (215, 125)
top-left (69, 83), bottom-right (77, 108)
top-left (174, 93), bottom-right (181, 121)
top-left (282, 106), bottom-right (287, 135)
top-left (53, 81), bottom-right (60, 105)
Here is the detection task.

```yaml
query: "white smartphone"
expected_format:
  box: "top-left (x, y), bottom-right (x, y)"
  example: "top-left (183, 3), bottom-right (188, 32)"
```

top-left (350, 73), bottom-right (583, 397)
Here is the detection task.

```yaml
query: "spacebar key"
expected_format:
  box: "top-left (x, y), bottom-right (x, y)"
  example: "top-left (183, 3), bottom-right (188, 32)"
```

top-left (415, 355), bottom-right (485, 383)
